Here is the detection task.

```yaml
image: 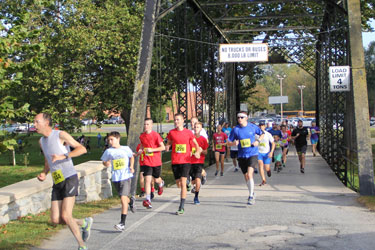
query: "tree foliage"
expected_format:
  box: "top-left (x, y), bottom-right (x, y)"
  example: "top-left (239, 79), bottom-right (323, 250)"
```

top-left (365, 41), bottom-right (375, 116)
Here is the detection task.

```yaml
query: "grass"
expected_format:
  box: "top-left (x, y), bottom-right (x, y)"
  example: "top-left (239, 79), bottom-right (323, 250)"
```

top-left (357, 196), bottom-right (375, 211)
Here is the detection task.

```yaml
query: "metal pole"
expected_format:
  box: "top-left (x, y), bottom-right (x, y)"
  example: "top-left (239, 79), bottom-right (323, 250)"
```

top-left (298, 85), bottom-right (306, 114)
top-left (347, 0), bottom-right (375, 195)
top-left (128, 0), bottom-right (161, 205)
top-left (277, 75), bottom-right (286, 121)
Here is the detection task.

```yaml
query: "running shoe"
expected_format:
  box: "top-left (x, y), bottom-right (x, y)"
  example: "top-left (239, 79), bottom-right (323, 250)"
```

top-left (142, 200), bottom-right (152, 209)
top-left (254, 168), bottom-right (258, 174)
top-left (313, 153), bottom-right (316, 157)
top-left (114, 223), bottom-right (125, 231)
top-left (176, 208), bottom-right (184, 215)
top-left (234, 167), bottom-right (239, 172)
top-left (194, 197), bottom-right (200, 205)
top-left (82, 217), bottom-right (93, 242)
top-left (300, 167), bottom-right (305, 174)
top-left (247, 195), bottom-right (255, 205)
top-left (187, 182), bottom-right (192, 192)
top-left (220, 172), bottom-right (224, 176)
top-left (259, 180), bottom-right (266, 186)
top-left (129, 196), bottom-right (136, 213)
top-left (201, 175), bottom-right (207, 185)
top-left (151, 192), bottom-right (154, 200)
top-left (158, 181), bottom-right (164, 195)
top-left (267, 170), bottom-right (272, 177)
top-left (78, 246), bottom-right (87, 250)
top-left (191, 186), bottom-right (196, 194)
top-left (215, 170), bottom-right (218, 176)
top-left (139, 191), bottom-right (145, 198)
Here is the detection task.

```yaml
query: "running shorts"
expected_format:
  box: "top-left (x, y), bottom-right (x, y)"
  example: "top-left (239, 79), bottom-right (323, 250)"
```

top-left (190, 164), bottom-right (203, 180)
top-left (141, 165), bottom-right (162, 178)
top-left (230, 150), bottom-right (238, 159)
top-left (274, 153), bottom-right (282, 162)
top-left (296, 145), bottom-right (307, 154)
top-left (311, 138), bottom-right (318, 145)
top-left (258, 152), bottom-right (271, 165)
top-left (51, 174), bottom-right (79, 201)
top-left (238, 156), bottom-right (258, 174)
top-left (113, 179), bottom-right (131, 197)
top-left (172, 164), bottom-right (191, 180)
top-left (215, 151), bottom-right (225, 155)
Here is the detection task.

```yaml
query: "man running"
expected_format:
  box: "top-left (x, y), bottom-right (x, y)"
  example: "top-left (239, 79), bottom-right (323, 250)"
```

top-left (166, 113), bottom-right (201, 215)
top-left (257, 122), bottom-right (275, 186)
top-left (190, 122), bottom-right (209, 205)
top-left (228, 111), bottom-right (264, 205)
top-left (139, 118), bottom-right (165, 209)
top-left (222, 122), bottom-right (232, 161)
top-left (213, 124), bottom-right (228, 176)
top-left (310, 121), bottom-right (320, 157)
top-left (190, 117), bottom-right (208, 184)
top-left (35, 113), bottom-right (92, 250)
top-left (280, 125), bottom-right (290, 168)
top-left (291, 120), bottom-right (309, 173)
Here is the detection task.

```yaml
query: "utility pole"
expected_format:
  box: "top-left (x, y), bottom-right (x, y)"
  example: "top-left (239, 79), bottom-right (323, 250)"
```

top-left (277, 74), bottom-right (286, 121)
top-left (298, 85), bottom-right (306, 114)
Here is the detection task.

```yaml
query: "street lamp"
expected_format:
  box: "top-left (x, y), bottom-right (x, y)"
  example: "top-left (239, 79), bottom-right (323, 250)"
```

top-left (298, 85), bottom-right (306, 115)
top-left (277, 74), bottom-right (286, 121)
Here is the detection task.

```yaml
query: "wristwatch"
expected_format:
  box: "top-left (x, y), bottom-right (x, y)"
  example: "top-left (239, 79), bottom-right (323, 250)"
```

top-left (64, 153), bottom-right (69, 159)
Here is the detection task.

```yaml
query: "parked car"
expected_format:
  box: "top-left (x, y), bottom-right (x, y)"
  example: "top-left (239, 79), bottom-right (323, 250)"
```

top-left (16, 123), bottom-right (28, 133)
top-left (5, 124), bottom-right (18, 133)
top-left (81, 119), bottom-right (93, 125)
top-left (258, 118), bottom-right (274, 127)
top-left (103, 117), bottom-right (119, 124)
top-left (28, 125), bottom-right (37, 133)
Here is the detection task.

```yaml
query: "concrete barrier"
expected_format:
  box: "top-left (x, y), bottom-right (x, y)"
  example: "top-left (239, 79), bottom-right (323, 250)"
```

top-left (0, 161), bottom-right (112, 225)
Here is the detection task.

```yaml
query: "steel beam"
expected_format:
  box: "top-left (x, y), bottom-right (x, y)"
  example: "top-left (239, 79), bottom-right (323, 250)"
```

top-left (213, 13), bottom-right (324, 22)
top-left (200, 0), bottom-right (303, 6)
top-left (157, 0), bottom-right (186, 22)
top-left (128, 0), bottom-right (161, 200)
top-left (347, 0), bottom-right (375, 195)
top-left (224, 26), bottom-right (320, 33)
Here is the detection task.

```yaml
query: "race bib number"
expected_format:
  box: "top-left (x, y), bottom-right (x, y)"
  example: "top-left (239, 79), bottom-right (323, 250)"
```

top-left (175, 144), bottom-right (186, 154)
top-left (140, 153), bottom-right (144, 162)
top-left (113, 158), bottom-right (125, 170)
top-left (259, 142), bottom-right (266, 147)
top-left (276, 144), bottom-right (281, 148)
top-left (240, 139), bottom-right (251, 148)
top-left (216, 144), bottom-right (222, 150)
top-left (52, 169), bottom-right (65, 184)
top-left (192, 147), bottom-right (196, 154)
top-left (282, 139), bottom-right (287, 144)
top-left (144, 148), bottom-right (154, 156)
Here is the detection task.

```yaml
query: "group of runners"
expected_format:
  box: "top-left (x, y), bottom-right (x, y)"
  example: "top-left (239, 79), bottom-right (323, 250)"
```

top-left (34, 111), bottom-right (319, 250)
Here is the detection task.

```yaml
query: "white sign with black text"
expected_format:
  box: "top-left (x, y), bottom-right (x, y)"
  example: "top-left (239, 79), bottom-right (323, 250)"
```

top-left (329, 66), bottom-right (350, 92)
top-left (219, 43), bottom-right (268, 62)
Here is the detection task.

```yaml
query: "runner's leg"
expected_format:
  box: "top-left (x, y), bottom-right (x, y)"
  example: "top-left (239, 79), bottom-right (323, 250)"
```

top-left (60, 197), bottom-right (85, 247)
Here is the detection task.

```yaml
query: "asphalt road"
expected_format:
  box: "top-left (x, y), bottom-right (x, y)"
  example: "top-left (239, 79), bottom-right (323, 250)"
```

top-left (34, 148), bottom-right (375, 250)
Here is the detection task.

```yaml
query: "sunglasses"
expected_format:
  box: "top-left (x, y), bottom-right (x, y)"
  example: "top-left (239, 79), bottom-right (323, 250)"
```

top-left (237, 116), bottom-right (247, 119)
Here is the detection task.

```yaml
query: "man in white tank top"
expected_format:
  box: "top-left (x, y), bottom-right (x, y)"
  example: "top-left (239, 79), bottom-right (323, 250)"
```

top-left (35, 113), bottom-right (91, 250)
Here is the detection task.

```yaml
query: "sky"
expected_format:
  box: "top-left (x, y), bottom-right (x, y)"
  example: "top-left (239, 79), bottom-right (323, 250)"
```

top-left (362, 19), bottom-right (375, 48)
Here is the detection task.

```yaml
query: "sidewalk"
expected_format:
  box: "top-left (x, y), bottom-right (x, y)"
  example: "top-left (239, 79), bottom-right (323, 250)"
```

top-left (33, 147), bottom-right (375, 250)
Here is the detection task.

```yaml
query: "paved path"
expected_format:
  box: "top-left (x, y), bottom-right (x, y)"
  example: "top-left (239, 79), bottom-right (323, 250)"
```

top-left (33, 148), bottom-right (375, 250)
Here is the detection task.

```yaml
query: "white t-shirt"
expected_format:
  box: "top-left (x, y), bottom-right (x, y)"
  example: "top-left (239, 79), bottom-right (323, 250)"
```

top-left (101, 146), bottom-right (133, 182)
top-left (258, 131), bottom-right (274, 154)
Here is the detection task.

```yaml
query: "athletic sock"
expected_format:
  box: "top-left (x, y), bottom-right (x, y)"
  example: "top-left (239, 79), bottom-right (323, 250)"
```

top-left (195, 191), bottom-right (199, 198)
top-left (179, 198), bottom-right (186, 210)
top-left (141, 187), bottom-right (145, 192)
top-left (250, 179), bottom-right (254, 197)
top-left (246, 180), bottom-right (251, 194)
top-left (159, 180), bottom-right (164, 188)
top-left (151, 187), bottom-right (155, 193)
top-left (146, 194), bottom-right (151, 202)
top-left (120, 214), bottom-right (127, 225)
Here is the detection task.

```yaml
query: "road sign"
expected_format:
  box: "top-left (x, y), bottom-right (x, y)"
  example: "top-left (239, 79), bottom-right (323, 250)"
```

top-left (269, 96), bottom-right (289, 104)
top-left (329, 66), bottom-right (350, 92)
top-left (219, 44), bottom-right (268, 62)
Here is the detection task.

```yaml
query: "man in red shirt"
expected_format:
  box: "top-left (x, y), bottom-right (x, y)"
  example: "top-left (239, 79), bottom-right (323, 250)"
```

top-left (138, 118), bottom-right (165, 209)
top-left (190, 122), bottom-right (209, 205)
top-left (166, 113), bottom-right (201, 215)
top-left (213, 124), bottom-right (228, 176)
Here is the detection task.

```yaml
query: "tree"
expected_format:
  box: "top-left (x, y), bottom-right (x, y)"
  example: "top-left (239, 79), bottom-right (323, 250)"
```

top-left (365, 41), bottom-right (375, 116)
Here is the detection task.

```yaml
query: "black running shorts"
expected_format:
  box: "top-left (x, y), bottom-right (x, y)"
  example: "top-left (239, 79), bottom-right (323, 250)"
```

top-left (141, 165), bottom-right (162, 178)
top-left (190, 164), bottom-right (203, 180)
top-left (51, 174), bottom-right (79, 201)
top-left (238, 156), bottom-right (258, 174)
top-left (172, 164), bottom-right (191, 180)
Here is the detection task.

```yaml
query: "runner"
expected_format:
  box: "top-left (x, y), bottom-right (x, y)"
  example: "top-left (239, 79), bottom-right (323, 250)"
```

top-left (212, 124), bottom-right (228, 176)
top-left (257, 122), bottom-right (275, 185)
top-left (136, 143), bottom-right (146, 198)
top-left (229, 125), bottom-right (239, 172)
top-left (222, 122), bottom-right (232, 162)
top-left (190, 122), bottom-right (209, 205)
top-left (166, 113), bottom-right (201, 215)
top-left (291, 120), bottom-right (309, 173)
top-left (228, 111), bottom-right (264, 205)
top-left (138, 118), bottom-right (165, 209)
top-left (273, 135), bottom-right (283, 173)
top-left (268, 122), bottom-right (282, 138)
top-left (190, 117), bottom-right (208, 185)
top-left (101, 131), bottom-right (134, 231)
top-left (310, 121), bottom-right (320, 157)
top-left (35, 113), bottom-right (92, 250)
top-left (280, 125), bottom-right (290, 168)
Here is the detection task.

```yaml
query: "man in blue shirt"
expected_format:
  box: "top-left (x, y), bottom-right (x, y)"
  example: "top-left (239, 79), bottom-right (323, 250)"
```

top-left (268, 123), bottom-right (282, 138)
top-left (222, 122), bottom-right (232, 161)
top-left (228, 111), bottom-right (264, 205)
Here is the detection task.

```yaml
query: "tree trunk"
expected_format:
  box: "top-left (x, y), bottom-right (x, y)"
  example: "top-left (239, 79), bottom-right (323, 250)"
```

top-left (121, 109), bottom-right (131, 137)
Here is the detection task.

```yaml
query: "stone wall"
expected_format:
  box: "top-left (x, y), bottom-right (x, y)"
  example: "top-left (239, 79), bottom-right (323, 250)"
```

top-left (0, 161), bottom-right (112, 225)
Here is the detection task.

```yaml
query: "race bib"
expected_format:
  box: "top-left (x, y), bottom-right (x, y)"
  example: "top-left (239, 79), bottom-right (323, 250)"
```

top-left (192, 147), bottom-right (196, 154)
top-left (259, 142), bottom-right (266, 147)
top-left (52, 169), bottom-right (65, 184)
top-left (175, 144), bottom-right (186, 153)
top-left (282, 139), bottom-right (287, 144)
top-left (113, 158), bottom-right (125, 170)
top-left (276, 144), bottom-right (281, 148)
top-left (216, 144), bottom-right (222, 150)
top-left (144, 148), bottom-right (154, 156)
top-left (140, 154), bottom-right (144, 162)
top-left (240, 139), bottom-right (251, 148)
